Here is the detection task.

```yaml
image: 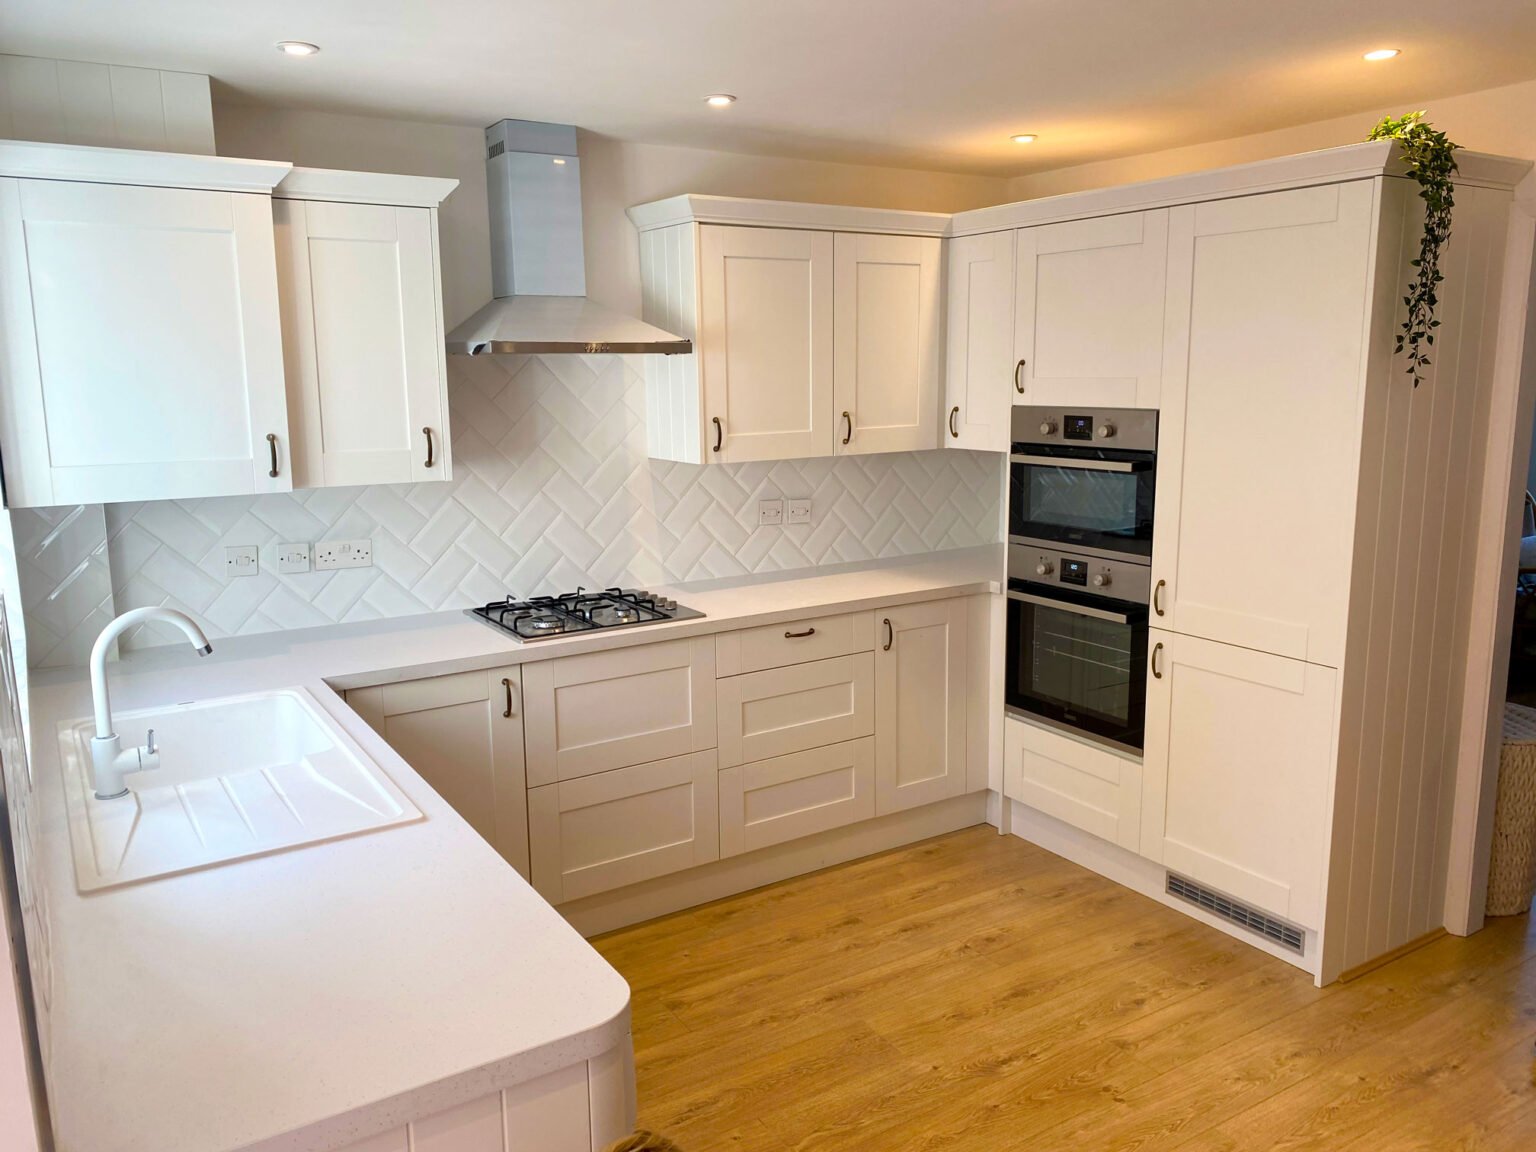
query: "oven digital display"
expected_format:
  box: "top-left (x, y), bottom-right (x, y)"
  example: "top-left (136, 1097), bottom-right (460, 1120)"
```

top-left (1059, 558), bottom-right (1088, 586)
top-left (1063, 414), bottom-right (1095, 441)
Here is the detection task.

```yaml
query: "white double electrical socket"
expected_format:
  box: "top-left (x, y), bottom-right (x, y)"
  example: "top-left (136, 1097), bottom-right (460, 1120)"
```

top-left (757, 499), bottom-right (784, 527)
top-left (786, 498), bottom-right (812, 525)
top-left (314, 539), bottom-right (373, 571)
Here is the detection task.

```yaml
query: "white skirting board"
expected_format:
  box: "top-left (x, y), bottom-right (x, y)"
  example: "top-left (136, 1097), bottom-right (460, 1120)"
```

top-left (559, 791), bottom-right (989, 937)
top-left (1004, 798), bottom-right (1322, 982)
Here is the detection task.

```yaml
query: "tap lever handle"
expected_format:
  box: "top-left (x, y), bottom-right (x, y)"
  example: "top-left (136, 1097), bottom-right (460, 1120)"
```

top-left (145, 728), bottom-right (156, 755)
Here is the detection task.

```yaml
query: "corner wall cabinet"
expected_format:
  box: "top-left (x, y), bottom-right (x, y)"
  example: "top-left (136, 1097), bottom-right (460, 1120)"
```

top-left (629, 195), bottom-right (948, 464)
top-left (0, 143), bottom-right (292, 506)
top-left (0, 144), bottom-right (457, 506)
top-left (943, 229), bottom-right (1015, 451)
top-left (977, 140), bottom-right (1531, 984)
top-left (273, 168), bottom-right (457, 488)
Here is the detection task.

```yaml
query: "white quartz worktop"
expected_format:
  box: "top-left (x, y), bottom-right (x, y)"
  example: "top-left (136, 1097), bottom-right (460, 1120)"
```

top-left (25, 546), bottom-right (1001, 1152)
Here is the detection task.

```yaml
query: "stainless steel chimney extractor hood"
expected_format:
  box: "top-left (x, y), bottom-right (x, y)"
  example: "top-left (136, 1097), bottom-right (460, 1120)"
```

top-left (445, 120), bottom-right (692, 356)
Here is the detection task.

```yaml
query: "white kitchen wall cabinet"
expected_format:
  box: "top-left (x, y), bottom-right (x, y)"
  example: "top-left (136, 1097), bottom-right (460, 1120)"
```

top-left (522, 637), bottom-right (716, 785)
top-left (874, 597), bottom-right (968, 814)
top-left (833, 232), bottom-right (941, 455)
top-left (1150, 183), bottom-right (1372, 668)
top-left (0, 142), bottom-right (292, 506)
top-left (699, 224), bottom-right (834, 461)
top-left (1012, 210), bottom-right (1169, 409)
top-left (346, 667), bottom-right (529, 878)
top-left (273, 168), bottom-right (457, 488)
top-left (629, 195), bottom-right (950, 464)
top-left (953, 140), bottom-right (1533, 984)
top-left (943, 229), bottom-right (1015, 451)
top-left (528, 750), bottom-right (719, 904)
top-left (1140, 629), bottom-right (1336, 930)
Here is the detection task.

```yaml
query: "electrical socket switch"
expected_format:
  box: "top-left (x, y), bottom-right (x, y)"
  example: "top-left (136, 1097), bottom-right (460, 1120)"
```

top-left (314, 538), bottom-right (373, 571)
top-left (786, 498), bottom-right (812, 525)
top-left (275, 542), bottom-right (311, 574)
top-left (224, 545), bottom-right (259, 577)
top-left (758, 499), bottom-right (784, 527)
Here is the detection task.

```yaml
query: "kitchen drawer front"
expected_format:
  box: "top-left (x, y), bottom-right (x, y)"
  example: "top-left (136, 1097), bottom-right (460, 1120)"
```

top-left (715, 610), bottom-right (875, 676)
top-left (524, 636), bottom-right (716, 786)
top-left (716, 652), bottom-right (875, 768)
top-left (528, 750), bottom-right (719, 904)
top-left (719, 737), bottom-right (875, 858)
top-left (1005, 715), bottom-right (1141, 853)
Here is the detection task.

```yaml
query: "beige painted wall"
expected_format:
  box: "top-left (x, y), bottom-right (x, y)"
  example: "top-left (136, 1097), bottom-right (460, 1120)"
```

top-left (213, 104), bottom-right (1008, 330)
top-left (1006, 77), bottom-right (1536, 201)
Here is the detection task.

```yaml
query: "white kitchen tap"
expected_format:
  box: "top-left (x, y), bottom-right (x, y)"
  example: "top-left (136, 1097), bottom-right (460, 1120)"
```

top-left (90, 607), bottom-right (213, 799)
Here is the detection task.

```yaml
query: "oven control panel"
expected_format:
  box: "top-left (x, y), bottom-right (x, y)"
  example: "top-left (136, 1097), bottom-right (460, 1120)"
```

top-left (1011, 405), bottom-right (1158, 453)
top-left (1009, 541), bottom-right (1151, 605)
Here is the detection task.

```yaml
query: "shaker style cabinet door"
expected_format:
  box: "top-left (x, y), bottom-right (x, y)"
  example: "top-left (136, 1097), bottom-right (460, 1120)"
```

top-left (944, 229), bottom-right (1015, 452)
top-left (275, 198), bottom-right (449, 488)
top-left (346, 667), bottom-right (530, 879)
top-left (874, 598), bottom-right (969, 814)
top-left (832, 232), bottom-right (941, 455)
top-left (1013, 209), bottom-right (1169, 409)
top-left (1140, 629), bottom-right (1336, 930)
top-left (1151, 182), bottom-right (1375, 667)
top-left (0, 177), bottom-right (289, 506)
top-left (698, 224), bottom-right (835, 462)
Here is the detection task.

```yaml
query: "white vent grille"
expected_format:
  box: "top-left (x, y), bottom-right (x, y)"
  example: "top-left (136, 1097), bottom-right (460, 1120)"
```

top-left (1166, 873), bottom-right (1304, 954)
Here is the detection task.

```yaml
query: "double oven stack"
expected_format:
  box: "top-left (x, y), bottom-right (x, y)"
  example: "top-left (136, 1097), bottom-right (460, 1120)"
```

top-left (1005, 407), bottom-right (1157, 754)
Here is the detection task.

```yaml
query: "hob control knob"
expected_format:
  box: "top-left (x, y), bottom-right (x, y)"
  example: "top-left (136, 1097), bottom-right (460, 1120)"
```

top-left (1096, 421), bottom-right (1116, 439)
top-left (1036, 560), bottom-right (1054, 577)
top-left (1039, 419), bottom-right (1058, 436)
top-left (1092, 571), bottom-right (1111, 588)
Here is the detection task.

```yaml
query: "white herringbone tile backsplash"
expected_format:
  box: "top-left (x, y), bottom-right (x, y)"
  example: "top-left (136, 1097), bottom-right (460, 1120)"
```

top-left (16, 354), bottom-right (1001, 663)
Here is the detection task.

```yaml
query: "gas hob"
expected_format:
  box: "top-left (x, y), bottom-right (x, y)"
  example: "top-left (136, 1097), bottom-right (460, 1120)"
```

top-left (466, 588), bottom-right (703, 642)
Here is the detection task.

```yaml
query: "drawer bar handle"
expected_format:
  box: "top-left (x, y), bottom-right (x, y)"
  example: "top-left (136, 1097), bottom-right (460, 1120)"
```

top-left (784, 627), bottom-right (817, 639)
top-left (712, 416), bottom-right (723, 453)
top-left (1151, 642), bottom-right (1164, 679)
top-left (842, 411), bottom-right (852, 446)
top-left (1015, 358), bottom-right (1027, 394)
top-left (883, 617), bottom-right (893, 651)
top-left (1153, 579), bottom-right (1166, 617)
top-left (949, 406), bottom-right (960, 439)
top-left (501, 677), bottom-right (514, 718)
top-left (266, 432), bottom-right (279, 478)
top-left (423, 426), bottom-right (435, 469)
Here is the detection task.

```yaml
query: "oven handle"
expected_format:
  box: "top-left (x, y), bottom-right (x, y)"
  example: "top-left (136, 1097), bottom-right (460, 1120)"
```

top-left (1006, 589), bottom-right (1135, 625)
top-left (1010, 453), bottom-right (1145, 474)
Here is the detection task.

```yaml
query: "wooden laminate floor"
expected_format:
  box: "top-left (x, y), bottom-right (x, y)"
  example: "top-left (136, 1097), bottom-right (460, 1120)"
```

top-left (592, 826), bottom-right (1536, 1151)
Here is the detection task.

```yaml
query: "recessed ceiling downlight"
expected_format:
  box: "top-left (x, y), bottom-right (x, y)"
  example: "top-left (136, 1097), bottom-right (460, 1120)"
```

top-left (1363, 48), bottom-right (1401, 61)
top-left (705, 94), bottom-right (737, 107)
top-left (277, 41), bottom-right (321, 57)
top-left (1010, 134), bottom-right (1038, 144)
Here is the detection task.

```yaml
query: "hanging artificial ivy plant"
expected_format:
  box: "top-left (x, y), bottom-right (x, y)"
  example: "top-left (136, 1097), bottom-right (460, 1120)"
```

top-left (1366, 111), bottom-right (1459, 386)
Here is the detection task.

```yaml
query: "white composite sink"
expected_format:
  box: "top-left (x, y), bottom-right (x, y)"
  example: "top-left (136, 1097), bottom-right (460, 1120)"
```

top-left (59, 687), bottom-right (422, 892)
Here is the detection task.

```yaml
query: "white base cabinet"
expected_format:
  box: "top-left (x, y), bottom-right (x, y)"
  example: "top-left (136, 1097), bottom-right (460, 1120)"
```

top-left (717, 652), bottom-right (874, 767)
top-left (874, 598), bottom-right (969, 814)
top-left (1140, 629), bottom-right (1336, 930)
top-left (719, 737), bottom-right (876, 858)
top-left (1005, 716), bottom-right (1142, 853)
top-left (346, 667), bottom-right (530, 878)
top-left (528, 750), bottom-right (719, 905)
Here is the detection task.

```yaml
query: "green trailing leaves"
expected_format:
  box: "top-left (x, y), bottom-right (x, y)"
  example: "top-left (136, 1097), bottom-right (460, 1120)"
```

top-left (1366, 111), bottom-right (1458, 387)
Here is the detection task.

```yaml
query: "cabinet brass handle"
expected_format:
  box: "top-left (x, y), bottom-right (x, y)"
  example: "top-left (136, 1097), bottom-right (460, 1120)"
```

top-left (883, 617), bottom-right (894, 651)
top-left (784, 627), bottom-right (817, 639)
top-left (842, 411), bottom-right (852, 446)
top-left (949, 406), bottom-right (960, 438)
top-left (423, 427), bottom-right (435, 469)
top-left (1015, 358), bottom-right (1027, 394)
top-left (266, 433), bottom-right (279, 478)
top-left (501, 677), bottom-right (514, 718)
top-left (712, 416), bottom-right (723, 453)
top-left (1153, 579), bottom-right (1166, 617)
top-left (1151, 642), bottom-right (1164, 679)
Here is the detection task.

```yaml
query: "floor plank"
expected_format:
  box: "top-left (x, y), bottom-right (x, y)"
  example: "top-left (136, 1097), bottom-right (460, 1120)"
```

top-left (592, 826), bottom-right (1536, 1150)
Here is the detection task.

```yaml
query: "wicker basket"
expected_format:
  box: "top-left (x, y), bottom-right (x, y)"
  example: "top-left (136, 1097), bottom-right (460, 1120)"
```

top-left (1487, 702), bottom-right (1536, 916)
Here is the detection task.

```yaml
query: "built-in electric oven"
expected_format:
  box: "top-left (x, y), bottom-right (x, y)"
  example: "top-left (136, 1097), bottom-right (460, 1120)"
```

top-left (1006, 407), bottom-right (1157, 754)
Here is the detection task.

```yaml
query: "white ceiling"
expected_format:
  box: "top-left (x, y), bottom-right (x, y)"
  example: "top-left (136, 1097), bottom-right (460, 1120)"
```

top-left (5, 1), bottom-right (1536, 175)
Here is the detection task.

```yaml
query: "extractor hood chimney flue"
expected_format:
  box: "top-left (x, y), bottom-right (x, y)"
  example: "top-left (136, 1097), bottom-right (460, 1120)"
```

top-left (445, 119), bottom-right (692, 356)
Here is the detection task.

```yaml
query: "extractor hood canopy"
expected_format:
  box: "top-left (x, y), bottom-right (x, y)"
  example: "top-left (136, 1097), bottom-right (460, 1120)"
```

top-left (446, 119), bottom-right (691, 356)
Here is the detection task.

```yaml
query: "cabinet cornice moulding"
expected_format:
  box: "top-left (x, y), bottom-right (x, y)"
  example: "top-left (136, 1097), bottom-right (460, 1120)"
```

top-left (275, 167), bottom-right (459, 207)
top-left (0, 138), bottom-right (290, 192)
top-left (627, 193), bottom-right (951, 237)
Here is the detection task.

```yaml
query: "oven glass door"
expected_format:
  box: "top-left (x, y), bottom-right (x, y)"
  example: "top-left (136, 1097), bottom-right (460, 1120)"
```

top-left (1009, 450), bottom-right (1155, 558)
top-left (1006, 583), bottom-right (1148, 751)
